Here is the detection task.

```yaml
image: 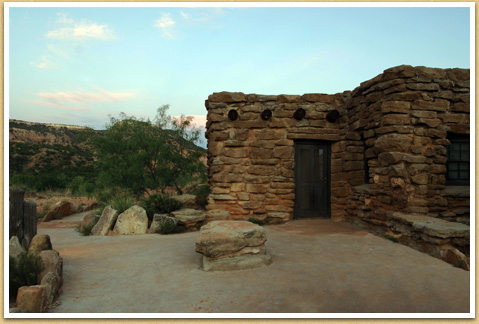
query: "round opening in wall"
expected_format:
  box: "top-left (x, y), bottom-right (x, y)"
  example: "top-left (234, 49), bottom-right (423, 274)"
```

top-left (326, 109), bottom-right (340, 123)
top-left (228, 109), bottom-right (238, 121)
top-left (293, 108), bottom-right (306, 120)
top-left (261, 109), bottom-right (273, 121)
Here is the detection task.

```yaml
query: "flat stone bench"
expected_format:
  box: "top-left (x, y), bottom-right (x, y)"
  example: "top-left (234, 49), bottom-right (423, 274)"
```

top-left (195, 220), bottom-right (272, 271)
top-left (386, 212), bottom-right (470, 270)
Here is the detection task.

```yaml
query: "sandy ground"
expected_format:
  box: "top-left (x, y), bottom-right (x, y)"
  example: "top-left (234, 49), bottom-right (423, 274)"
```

top-left (37, 213), bottom-right (470, 315)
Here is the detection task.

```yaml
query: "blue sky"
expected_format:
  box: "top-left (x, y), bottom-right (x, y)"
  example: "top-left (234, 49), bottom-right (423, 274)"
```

top-left (7, 4), bottom-right (472, 146)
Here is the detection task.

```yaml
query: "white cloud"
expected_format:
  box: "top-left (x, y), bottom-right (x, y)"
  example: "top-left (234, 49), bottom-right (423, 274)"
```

top-left (31, 56), bottom-right (56, 70)
top-left (26, 87), bottom-right (136, 111)
top-left (25, 99), bottom-right (89, 112)
top-left (154, 13), bottom-right (177, 39)
top-left (45, 13), bottom-right (116, 41)
top-left (180, 11), bottom-right (190, 20)
top-left (56, 12), bottom-right (74, 25)
top-left (179, 8), bottom-right (225, 23)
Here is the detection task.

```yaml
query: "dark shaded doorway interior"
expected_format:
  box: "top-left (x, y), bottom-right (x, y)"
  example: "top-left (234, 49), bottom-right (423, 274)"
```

top-left (294, 140), bottom-right (331, 219)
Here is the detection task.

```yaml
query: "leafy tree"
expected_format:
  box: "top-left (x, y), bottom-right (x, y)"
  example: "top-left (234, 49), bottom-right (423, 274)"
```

top-left (89, 105), bottom-right (206, 197)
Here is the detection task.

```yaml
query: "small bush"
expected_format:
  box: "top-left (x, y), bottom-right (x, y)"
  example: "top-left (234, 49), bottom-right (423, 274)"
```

top-left (159, 221), bottom-right (177, 234)
top-left (75, 223), bottom-right (95, 236)
top-left (141, 194), bottom-right (183, 220)
top-left (248, 218), bottom-right (265, 226)
top-left (159, 222), bottom-right (186, 234)
top-left (109, 195), bottom-right (135, 214)
top-left (193, 185), bottom-right (210, 209)
top-left (9, 252), bottom-right (44, 298)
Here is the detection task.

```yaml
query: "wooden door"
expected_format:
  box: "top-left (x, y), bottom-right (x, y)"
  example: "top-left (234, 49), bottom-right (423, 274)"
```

top-left (294, 141), bottom-right (331, 218)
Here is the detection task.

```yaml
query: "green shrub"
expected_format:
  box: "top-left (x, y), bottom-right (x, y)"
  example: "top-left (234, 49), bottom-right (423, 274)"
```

top-left (159, 221), bottom-right (177, 234)
top-left (75, 222), bottom-right (95, 236)
top-left (109, 195), bottom-right (135, 214)
top-left (141, 194), bottom-right (183, 220)
top-left (9, 252), bottom-right (44, 298)
top-left (193, 185), bottom-right (210, 209)
top-left (159, 222), bottom-right (186, 234)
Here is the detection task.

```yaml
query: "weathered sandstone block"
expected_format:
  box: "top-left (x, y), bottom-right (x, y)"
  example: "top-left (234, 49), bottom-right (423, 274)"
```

top-left (171, 209), bottom-right (206, 230)
top-left (42, 201), bottom-right (74, 222)
top-left (17, 285), bottom-right (48, 313)
top-left (113, 205), bottom-right (148, 235)
top-left (91, 206), bottom-right (119, 236)
top-left (28, 234), bottom-right (52, 256)
top-left (208, 92), bottom-right (246, 103)
top-left (195, 220), bottom-right (272, 271)
top-left (37, 250), bottom-right (63, 284)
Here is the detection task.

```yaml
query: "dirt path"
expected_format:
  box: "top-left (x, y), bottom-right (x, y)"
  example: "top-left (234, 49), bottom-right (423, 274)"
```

top-left (39, 215), bottom-right (470, 314)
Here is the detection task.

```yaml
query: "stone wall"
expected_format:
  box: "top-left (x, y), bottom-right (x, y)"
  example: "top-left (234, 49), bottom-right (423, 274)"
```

top-left (205, 65), bottom-right (470, 229)
top-left (205, 92), bottom-right (345, 223)
top-left (342, 65), bottom-right (470, 230)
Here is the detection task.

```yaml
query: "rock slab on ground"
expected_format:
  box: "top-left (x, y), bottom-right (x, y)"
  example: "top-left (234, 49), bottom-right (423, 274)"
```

top-left (91, 206), bottom-right (119, 236)
top-left (113, 205), bottom-right (148, 235)
top-left (195, 220), bottom-right (272, 271)
top-left (150, 214), bottom-right (178, 234)
top-left (16, 285), bottom-right (48, 313)
top-left (37, 250), bottom-right (63, 285)
top-left (171, 208), bottom-right (206, 230)
top-left (42, 201), bottom-right (74, 222)
top-left (40, 272), bottom-right (62, 305)
top-left (80, 213), bottom-right (100, 231)
top-left (171, 194), bottom-right (197, 209)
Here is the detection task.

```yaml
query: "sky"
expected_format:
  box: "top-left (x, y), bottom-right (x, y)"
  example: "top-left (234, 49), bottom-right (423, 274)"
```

top-left (6, 4), bottom-right (472, 147)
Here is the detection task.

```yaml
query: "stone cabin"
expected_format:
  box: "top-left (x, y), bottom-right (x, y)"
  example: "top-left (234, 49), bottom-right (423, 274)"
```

top-left (204, 65), bottom-right (470, 267)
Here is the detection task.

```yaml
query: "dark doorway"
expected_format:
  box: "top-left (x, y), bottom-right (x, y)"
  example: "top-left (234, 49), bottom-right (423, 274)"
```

top-left (294, 141), bottom-right (331, 218)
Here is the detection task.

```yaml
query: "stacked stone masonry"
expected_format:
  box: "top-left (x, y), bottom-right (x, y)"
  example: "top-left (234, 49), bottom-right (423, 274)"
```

top-left (205, 65), bottom-right (470, 265)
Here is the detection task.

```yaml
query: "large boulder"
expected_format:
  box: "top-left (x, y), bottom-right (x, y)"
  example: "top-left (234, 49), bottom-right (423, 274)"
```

top-left (171, 209), bottom-right (206, 230)
top-left (28, 234), bottom-right (52, 256)
top-left (42, 201), bottom-right (74, 222)
top-left (9, 236), bottom-right (26, 260)
top-left (80, 213), bottom-right (100, 231)
top-left (195, 220), bottom-right (272, 271)
top-left (91, 206), bottom-right (119, 236)
top-left (113, 205), bottom-right (148, 235)
top-left (16, 285), bottom-right (48, 313)
top-left (150, 214), bottom-right (179, 234)
top-left (37, 250), bottom-right (63, 285)
top-left (40, 272), bottom-right (62, 305)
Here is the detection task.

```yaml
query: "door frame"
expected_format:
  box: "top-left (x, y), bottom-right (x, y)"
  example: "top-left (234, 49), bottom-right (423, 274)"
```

top-left (293, 140), bottom-right (331, 219)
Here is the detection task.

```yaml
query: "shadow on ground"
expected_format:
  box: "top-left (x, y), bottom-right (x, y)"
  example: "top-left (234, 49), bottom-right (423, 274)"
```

top-left (38, 214), bottom-right (470, 314)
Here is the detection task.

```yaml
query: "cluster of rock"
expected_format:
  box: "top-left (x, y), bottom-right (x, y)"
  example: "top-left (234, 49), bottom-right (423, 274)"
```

top-left (9, 234), bottom-right (63, 313)
top-left (195, 220), bottom-right (272, 271)
top-left (205, 65), bottom-right (470, 269)
top-left (42, 200), bottom-right (99, 222)
top-left (90, 202), bottom-right (207, 236)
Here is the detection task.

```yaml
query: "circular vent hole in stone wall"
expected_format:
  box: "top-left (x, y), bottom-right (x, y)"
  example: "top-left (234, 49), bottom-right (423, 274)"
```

top-left (228, 109), bottom-right (238, 121)
top-left (293, 108), bottom-right (306, 120)
top-left (261, 109), bottom-right (272, 121)
top-left (326, 109), bottom-right (340, 122)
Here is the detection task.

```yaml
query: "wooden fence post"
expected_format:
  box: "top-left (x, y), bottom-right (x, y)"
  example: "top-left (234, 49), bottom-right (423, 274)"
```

top-left (22, 201), bottom-right (38, 249)
top-left (9, 189), bottom-right (25, 240)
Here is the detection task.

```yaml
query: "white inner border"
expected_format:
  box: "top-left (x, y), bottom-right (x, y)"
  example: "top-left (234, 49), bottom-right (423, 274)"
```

top-left (4, 1), bottom-right (475, 320)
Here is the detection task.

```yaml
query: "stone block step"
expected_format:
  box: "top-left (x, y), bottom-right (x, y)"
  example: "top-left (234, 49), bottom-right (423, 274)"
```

top-left (387, 212), bottom-right (470, 239)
